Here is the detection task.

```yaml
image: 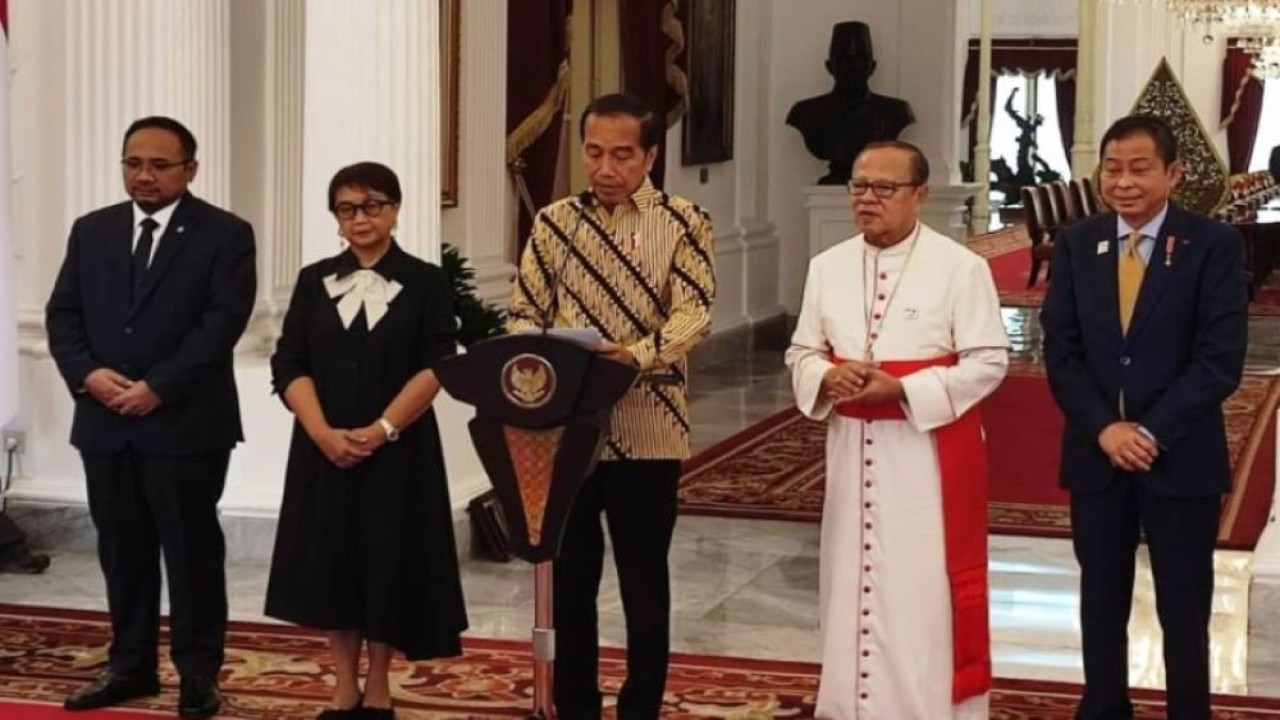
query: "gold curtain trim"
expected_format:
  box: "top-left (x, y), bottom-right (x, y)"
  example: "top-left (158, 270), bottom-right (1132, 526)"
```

top-left (1219, 67), bottom-right (1254, 130)
top-left (506, 13), bottom-right (574, 167)
top-left (662, 0), bottom-right (689, 128)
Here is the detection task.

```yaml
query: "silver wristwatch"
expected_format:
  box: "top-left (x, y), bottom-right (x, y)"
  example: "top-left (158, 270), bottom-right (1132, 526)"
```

top-left (377, 417), bottom-right (400, 442)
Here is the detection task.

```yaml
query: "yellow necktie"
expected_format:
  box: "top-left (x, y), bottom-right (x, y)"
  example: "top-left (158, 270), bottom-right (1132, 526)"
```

top-left (1118, 231), bottom-right (1145, 334)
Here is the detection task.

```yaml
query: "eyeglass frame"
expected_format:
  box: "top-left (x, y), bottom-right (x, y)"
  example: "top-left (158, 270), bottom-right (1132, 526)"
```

top-left (120, 157), bottom-right (193, 175)
top-left (333, 199), bottom-right (398, 221)
top-left (846, 179), bottom-right (923, 199)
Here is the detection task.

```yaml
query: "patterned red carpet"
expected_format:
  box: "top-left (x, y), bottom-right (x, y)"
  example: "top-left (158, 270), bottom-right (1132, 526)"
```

top-left (678, 364), bottom-right (1280, 550)
top-left (4, 604), bottom-right (1280, 718)
top-left (968, 226), bottom-right (1280, 315)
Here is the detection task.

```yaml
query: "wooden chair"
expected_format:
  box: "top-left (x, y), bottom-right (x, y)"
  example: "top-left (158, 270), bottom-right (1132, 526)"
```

top-left (1065, 179), bottom-right (1089, 221)
top-left (1021, 185), bottom-right (1054, 287)
top-left (1078, 176), bottom-right (1100, 216)
top-left (1050, 180), bottom-right (1081, 225)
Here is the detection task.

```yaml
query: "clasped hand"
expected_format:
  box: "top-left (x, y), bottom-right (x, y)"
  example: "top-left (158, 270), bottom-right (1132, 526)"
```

top-left (821, 361), bottom-right (903, 405)
top-left (85, 368), bottom-right (162, 416)
top-left (314, 423), bottom-right (389, 469)
top-left (1098, 421), bottom-right (1158, 472)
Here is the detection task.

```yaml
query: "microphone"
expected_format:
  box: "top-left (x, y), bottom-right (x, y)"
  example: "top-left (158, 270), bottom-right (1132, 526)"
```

top-left (541, 189), bottom-right (594, 331)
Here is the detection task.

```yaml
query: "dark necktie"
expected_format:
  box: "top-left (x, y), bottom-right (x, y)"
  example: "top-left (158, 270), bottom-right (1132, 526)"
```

top-left (132, 217), bottom-right (158, 302)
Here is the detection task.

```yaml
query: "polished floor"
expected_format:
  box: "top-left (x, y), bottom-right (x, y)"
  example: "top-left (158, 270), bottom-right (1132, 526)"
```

top-left (2, 308), bottom-right (1279, 699)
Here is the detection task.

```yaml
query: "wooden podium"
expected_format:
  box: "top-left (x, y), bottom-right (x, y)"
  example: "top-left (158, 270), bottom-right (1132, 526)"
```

top-left (434, 332), bottom-right (637, 719)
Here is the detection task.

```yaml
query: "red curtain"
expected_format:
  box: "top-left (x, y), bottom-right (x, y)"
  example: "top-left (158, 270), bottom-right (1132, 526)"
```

top-left (961, 39), bottom-right (1078, 169)
top-left (507, 0), bottom-right (573, 246)
top-left (1221, 42), bottom-right (1266, 174)
top-left (619, 0), bottom-right (686, 189)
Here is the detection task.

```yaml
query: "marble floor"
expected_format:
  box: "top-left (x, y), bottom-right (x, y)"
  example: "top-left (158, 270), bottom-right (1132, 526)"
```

top-left (3, 308), bottom-right (1280, 700)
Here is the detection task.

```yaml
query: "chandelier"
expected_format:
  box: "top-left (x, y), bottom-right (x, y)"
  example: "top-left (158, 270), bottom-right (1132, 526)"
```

top-left (1103, 1), bottom-right (1280, 40)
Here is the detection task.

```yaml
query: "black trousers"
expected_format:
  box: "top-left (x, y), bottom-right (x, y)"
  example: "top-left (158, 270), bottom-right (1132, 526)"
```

top-left (82, 449), bottom-right (230, 679)
top-left (1071, 475), bottom-right (1220, 720)
top-left (553, 459), bottom-right (680, 720)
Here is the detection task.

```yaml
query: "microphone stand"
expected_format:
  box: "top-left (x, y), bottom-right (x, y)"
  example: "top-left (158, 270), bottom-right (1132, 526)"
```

top-left (527, 189), bottom-right (592, 720)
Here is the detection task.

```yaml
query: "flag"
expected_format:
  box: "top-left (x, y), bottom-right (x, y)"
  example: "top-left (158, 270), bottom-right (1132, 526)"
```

top-left (0, 0), bottom-right (17, 428)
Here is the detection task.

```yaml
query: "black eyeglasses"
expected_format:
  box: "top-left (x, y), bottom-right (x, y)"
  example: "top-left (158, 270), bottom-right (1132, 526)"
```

top-left (847, 180), bottom-right (921, 199)
top-left (121, 158), bottom-right (191, 174)
top-left (333, 199), bottom-right (396, 220)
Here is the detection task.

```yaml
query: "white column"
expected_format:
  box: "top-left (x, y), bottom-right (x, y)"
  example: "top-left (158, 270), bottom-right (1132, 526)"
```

top-left (65, 0), bottom-right (232, 213)
top-left (1071, 0), bottom-right (1098, 177)
top-left (439, 0), bottom-right (515, 303)
top-left (301, 0), bottom-right (440, 265)
top-left (972, 0), bottom-right (994, 232)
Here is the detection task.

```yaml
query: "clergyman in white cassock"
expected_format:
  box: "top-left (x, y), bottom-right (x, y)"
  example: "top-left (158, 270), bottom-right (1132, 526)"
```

top-left (787, 143), bottom-right (1009, 719)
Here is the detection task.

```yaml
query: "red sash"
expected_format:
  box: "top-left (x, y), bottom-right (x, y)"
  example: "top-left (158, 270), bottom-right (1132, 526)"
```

top-left (832, 354), bottom-right (992, 703)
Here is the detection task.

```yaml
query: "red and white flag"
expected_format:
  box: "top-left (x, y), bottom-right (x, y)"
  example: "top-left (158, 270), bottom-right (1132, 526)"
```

top-left (0, 0), bottom-right (17, 427)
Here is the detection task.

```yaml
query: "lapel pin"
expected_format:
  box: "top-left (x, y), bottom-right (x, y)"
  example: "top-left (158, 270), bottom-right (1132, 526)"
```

top-left (1097, 240), bottom-right (1110, 255)
top-left (1164, 235), bottom-right (1175, 266)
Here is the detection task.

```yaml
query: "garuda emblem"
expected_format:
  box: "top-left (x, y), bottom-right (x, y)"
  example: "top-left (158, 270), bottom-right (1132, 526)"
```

top-left (501, 353), bottom-right (556, 409)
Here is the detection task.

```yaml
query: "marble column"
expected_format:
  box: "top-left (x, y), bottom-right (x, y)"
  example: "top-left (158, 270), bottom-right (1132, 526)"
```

top-left (1071, 0), bottom-right (1098, 178)
top-left (301, 0), bottom-right (440, 265)
top-left (439, 0), bottom-right (516, 304)
top-left (972, 0), bottom-right (994, 233)
top-left (230, 0), bottom-right (306, 352)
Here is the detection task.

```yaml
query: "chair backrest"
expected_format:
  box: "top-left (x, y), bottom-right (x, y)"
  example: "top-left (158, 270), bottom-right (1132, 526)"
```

top-left (1079, 176), bottom-right (1100, 215)
top-left (1065, 179), bottom-right (1089, 220)
top-left (1020, 185), bottom-right (1046, 246)
top-left (1050, 180), bottom-right (1080, 224)
top-left (1038, 184), bottom-right (1064, 235)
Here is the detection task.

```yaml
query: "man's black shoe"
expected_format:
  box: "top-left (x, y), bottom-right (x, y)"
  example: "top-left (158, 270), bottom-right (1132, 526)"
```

top-left (178, 675), bottom-right (222, 719)
top-left (63, 672), bottom-right (160, 711)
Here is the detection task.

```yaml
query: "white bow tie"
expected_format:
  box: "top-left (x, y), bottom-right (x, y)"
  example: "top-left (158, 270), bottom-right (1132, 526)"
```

top-left (323, 269), bottom-right (403, 330)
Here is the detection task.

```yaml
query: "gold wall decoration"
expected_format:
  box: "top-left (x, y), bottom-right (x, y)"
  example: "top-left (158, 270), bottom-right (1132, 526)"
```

top-left (1128, 58), bottom-right (1230, 215)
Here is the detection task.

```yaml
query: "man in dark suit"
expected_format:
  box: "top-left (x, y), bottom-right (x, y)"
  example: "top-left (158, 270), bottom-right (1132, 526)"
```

top-left (46, 116), bottom-right (256, 718)
top-left (1041, 114), bottom-right (1247, 719)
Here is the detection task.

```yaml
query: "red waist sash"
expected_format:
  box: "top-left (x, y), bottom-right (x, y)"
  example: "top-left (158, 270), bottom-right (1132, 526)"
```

top-left (832, 355), bottom-right (992, 703)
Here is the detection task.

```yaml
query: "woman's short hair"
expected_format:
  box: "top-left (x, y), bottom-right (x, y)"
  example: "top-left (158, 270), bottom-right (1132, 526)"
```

top-left (327, 162), bottom-right (403, 211)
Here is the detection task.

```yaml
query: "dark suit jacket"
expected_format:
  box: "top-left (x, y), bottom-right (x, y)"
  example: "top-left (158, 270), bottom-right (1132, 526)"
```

top-left (1040, 205), bottom-right (1247, 497)
top-left (46, 193), bottom-right (257, 455)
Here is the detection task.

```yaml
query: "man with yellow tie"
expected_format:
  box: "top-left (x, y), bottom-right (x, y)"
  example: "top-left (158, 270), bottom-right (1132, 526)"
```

top-left (1041, 114), bottom-right (1248, 720)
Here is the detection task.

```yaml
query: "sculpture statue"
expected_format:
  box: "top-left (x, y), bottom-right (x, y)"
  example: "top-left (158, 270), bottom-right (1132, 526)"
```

top-left (786, 21), bottom-right (915, 185)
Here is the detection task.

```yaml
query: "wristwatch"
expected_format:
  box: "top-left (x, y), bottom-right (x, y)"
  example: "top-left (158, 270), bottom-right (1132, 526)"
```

top-left (377, 417), bottom-right (400, 442)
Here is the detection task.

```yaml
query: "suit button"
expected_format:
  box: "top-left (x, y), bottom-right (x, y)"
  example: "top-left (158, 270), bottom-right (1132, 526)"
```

top-left (122, 363), bottom-right (133, 373)
top-left (123, 326), bottom-right (133, 335)
top-left (1120, 356), bottom-right (1131, 366)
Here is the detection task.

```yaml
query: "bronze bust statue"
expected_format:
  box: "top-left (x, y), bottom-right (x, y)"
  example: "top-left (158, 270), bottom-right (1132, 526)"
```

top-left (786, 21), bottom-right (916, 185)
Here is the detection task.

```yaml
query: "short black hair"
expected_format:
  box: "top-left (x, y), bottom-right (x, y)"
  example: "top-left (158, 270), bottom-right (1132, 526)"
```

top-left (122, 116), bottom-right (198, 160)
top-left (1100, 114), bottom-right (1179, 166)
top-left (327, 162), bottom-right (403, 211)
top-left (579, 92), bottom-right (663, 150)
top-left (859, 140), bottom-right (930, 185)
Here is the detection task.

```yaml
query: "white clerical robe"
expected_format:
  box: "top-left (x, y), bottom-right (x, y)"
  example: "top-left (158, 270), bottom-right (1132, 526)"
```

top-left (785, 222), bottom-right (1009, 720)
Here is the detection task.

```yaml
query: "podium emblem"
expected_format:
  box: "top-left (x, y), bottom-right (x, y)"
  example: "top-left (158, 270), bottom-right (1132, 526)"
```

top-left (501, 353), bottom-right (557, 409)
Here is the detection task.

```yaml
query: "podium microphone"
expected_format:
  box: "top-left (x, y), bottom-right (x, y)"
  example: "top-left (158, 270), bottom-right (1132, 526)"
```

top-left (541, 189), bottom-right (594, 331)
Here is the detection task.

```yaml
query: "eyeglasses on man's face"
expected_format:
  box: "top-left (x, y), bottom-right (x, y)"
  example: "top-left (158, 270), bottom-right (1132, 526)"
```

top-left (121, 157), bottom-right (191, 175)
top-left (847, 180), bottom-right (921, 199)
top-left (333, 199), bottom-right (396, 221)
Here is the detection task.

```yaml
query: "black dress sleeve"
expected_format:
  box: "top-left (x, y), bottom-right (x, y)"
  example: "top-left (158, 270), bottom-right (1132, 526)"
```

top-left (419, 263), bottom-right (458, 367)
top-left (271, 265), bottom-right (316, 402)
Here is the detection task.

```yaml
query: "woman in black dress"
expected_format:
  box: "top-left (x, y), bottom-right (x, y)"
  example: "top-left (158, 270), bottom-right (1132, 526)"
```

top-left (265, 162), bottom-right (467, 719)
